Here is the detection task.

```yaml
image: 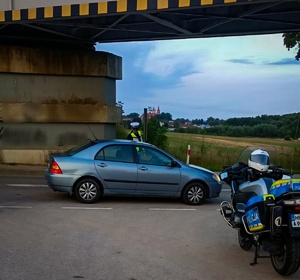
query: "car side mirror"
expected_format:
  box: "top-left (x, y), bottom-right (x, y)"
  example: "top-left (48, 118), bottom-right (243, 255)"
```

top-left (170, 160), bottom-right (179, 167)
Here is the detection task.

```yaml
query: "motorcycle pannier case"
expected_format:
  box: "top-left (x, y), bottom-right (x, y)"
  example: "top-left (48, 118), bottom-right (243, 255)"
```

top-left (245, 194), bottom-right (275, 232)
top-left (270, 179), bottom-right (300, 197)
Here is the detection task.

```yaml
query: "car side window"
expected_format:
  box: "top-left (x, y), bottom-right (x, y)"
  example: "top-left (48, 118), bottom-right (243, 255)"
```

top-left (95, 145), bottom-right (134, 163)
top-left (137, 147), bottom-right (171, 166)
top-left (95, 149), bottom-right (105, 160)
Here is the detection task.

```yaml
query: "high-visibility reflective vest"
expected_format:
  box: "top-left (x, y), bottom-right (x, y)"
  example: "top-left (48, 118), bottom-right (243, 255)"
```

top-left (128, 130), bottom-right (143, 142)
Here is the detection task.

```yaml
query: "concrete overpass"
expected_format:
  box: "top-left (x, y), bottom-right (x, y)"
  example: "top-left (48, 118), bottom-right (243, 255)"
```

top-left (0, 0), bottom-right (300, 165)
top-left (1, 0), bottom-right (300, 49)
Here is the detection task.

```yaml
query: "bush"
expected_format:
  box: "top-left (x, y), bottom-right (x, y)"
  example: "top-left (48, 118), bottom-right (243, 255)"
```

top-left (146, 118), bottom-right (168, 149)
top-left (284, 135), bottom-right (292, 141)
top-left (116, 123), bottom-right (128, 139)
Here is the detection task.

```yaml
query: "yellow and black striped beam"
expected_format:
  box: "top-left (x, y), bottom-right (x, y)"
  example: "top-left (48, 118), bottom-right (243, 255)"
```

top-left (0, 0), bottom-right (256, 22)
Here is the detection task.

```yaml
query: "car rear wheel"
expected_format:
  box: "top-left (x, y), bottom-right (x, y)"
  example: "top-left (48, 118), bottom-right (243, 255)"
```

top-left (182, 182), bottom-right (206, 205)
top-left (74, 178), bottom-right (101, 204)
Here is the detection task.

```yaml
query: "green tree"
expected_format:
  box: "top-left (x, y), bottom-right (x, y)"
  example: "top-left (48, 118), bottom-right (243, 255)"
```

top-left (206, 117), bottom-right (223, 126)
top-left (146, 118), bottom-right (168, 149)
top-left (125, 112), bottom-right (140, 119)
top-left (283, 32), bottom-right (300, 61)
top-left (116, 123), bottom-right (128, 139)
top-left (252, 124), bottom-right (278, 138)
top-left (156, 112), bottom-right (172, 121)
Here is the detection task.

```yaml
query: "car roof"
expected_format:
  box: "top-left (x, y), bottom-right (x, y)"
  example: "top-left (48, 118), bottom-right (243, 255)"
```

top-left (91, 139), bottom-right (155, 147)
top-left (92, 139), bottom-right (153, 147)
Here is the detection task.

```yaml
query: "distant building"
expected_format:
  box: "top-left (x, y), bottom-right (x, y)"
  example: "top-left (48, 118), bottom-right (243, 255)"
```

top-left (192, 124), bottom-right (211, 129)
top-left (168, 121), bottom-right (174, 128)
top-left (200, 124), bottom-right (211, 129)
top-left (179, 121), bottom-right (193, 129)
top-left (141, 106), bottom-right (161, 120)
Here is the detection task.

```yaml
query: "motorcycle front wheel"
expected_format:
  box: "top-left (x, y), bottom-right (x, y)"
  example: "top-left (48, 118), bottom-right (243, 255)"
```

top-left (271, 236), bottom-right (300, 276)
top-left (238, 228), bottom-right (253, 251)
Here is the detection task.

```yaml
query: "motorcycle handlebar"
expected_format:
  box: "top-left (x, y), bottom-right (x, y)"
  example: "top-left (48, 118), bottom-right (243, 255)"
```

top-left (268, 167), bottom-right (291, 176)
top-left (222, 165), bottom-right (291, 182)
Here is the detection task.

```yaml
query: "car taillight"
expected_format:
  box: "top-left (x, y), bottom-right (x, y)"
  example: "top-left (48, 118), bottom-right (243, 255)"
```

top-left (50, 160), bottom-right (63, 174)
top-left (295, 206), bottom-right (300, 211)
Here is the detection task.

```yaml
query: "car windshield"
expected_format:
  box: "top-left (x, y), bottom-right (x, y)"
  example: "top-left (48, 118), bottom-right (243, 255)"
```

top-left (64, 141), bottom-right (97, 156)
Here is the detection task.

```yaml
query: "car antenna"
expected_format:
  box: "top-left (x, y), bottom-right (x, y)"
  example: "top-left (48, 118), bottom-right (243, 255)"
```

top-left (87, 124), bottom-right (97, 140)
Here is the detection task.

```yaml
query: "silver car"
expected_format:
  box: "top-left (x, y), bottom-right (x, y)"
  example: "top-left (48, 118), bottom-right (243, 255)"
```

top-left (45, 139), bottom-right (222, 205)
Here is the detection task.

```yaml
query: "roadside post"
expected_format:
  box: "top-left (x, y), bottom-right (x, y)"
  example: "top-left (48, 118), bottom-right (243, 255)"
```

top-left (186, 145), bottom-right (190, 164)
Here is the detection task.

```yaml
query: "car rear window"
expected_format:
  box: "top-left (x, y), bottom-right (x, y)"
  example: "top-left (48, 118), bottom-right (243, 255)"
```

top-left (64, 141), bottom-right (97, 156)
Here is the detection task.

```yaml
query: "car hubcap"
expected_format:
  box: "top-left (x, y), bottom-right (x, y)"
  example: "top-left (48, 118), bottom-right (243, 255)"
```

top-left (187, 186), bottom-right (203, 204)
top-left (79, 182), bottom-right (97, 200)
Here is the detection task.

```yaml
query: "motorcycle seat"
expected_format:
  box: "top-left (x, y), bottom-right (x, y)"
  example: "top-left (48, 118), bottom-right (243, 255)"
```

top-left (236, 203), bottom-right (246, 213)
top-left (233, 191), bottom-right (257, 210)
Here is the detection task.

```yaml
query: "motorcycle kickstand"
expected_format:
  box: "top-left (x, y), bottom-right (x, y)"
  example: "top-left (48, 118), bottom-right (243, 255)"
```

top-left (250, 238), bottom-right (270, 266)
top-left (250, 241), bottom-right (260, 266)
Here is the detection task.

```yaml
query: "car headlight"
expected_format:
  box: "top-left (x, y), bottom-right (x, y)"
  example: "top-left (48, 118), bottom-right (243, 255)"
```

top-left (212, 173), bottom-right (221, 183)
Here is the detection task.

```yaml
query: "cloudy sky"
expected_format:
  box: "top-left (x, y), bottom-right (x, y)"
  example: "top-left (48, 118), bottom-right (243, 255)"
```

top-left (97, 33), bottom-right (300, 121)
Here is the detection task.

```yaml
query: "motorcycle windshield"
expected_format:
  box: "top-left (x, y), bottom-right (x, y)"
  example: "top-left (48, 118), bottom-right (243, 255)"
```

top-left (235, 146), bottom-right (276, 165)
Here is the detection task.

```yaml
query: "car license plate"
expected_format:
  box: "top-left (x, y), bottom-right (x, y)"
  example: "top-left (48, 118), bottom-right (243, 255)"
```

top-left (291, 214), bottom-right (300, 228)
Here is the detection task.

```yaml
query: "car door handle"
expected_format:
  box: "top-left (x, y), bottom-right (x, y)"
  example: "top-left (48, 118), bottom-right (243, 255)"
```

top-left (139, 166), bottom-right (148, 171)
top-left (97, 163), bottom-right (107, 168)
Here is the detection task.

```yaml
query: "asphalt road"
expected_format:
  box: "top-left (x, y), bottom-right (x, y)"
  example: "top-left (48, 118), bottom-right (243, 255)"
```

top-left (0, 175), bottom-right (300, 280)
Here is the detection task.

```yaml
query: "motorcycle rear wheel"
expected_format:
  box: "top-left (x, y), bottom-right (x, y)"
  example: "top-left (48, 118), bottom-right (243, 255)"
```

top-left (238, 228), bottom-right (253, 251)
top-left (271, 236), bottom-right (300, 276)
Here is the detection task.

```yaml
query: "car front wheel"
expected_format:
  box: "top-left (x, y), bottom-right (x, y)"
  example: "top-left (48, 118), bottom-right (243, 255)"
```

top-left (74, 178), bottom-right (101, 204)
top-left (182, 182), bottom-right (206, 205)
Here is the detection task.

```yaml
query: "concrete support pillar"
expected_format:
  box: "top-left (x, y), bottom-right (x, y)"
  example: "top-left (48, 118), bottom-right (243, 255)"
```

top-left (0, 45), bottom-right (122, 165)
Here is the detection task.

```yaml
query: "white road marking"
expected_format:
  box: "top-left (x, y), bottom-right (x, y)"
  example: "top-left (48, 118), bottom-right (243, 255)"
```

top-left (0, 206), bottom-right (32, 209)
top-left (6, 184), bottom-right (48, 187)
top-left (149, 208), bottom-right (196, 211)
top-left (62, 207), bottom-right (113, 210)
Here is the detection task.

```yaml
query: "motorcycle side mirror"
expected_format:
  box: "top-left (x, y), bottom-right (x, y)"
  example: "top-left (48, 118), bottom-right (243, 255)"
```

top-left (220, 172), bottom-right (228, 180)
top-left (247, 168), bottom-right (253, 175)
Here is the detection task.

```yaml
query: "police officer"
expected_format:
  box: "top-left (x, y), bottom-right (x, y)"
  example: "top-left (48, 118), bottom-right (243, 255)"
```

top-left (127, 122), bottom-right (143, 142)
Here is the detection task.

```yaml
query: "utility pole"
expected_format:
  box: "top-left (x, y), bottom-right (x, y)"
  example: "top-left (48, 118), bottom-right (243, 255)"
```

top-left (143, 108), bottom-right (147, 142)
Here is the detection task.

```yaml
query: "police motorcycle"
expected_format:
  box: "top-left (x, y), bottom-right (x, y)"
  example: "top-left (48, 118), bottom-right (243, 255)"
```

top-left (219, 147), bottom-right (300, 276)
